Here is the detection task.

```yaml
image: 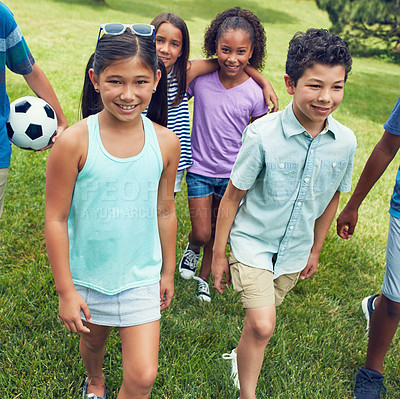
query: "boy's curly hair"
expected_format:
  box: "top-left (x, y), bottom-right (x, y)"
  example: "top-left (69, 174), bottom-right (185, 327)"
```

top-left (203, 7), bottom-right (266, 71)
top-left (286, 28), bottom-right (352, 85)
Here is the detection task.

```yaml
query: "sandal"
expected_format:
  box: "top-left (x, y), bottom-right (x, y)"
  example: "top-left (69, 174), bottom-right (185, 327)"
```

top-left (82, 378), bottom-right (108, 399)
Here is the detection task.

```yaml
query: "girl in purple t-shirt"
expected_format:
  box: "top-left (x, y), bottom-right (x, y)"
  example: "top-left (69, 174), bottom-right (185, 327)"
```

top-left (178, 7), bottom-right (270, 302)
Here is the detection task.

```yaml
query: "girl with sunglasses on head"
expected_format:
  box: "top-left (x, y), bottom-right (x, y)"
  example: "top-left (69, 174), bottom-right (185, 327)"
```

top-left (45, 25), bottom-right (180, 399)
top-left (150, 12), bottom-right (278, 195)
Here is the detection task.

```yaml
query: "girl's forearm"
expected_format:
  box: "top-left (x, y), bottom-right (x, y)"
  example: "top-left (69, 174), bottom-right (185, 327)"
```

top-left (45, 220), bottom-right (75, 294)
top-left (157, 208), bottom-right (177, 276)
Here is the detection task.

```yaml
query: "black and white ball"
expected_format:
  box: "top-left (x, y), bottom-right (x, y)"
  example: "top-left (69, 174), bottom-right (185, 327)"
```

top-left (6, 96), bottom-right (57, 151)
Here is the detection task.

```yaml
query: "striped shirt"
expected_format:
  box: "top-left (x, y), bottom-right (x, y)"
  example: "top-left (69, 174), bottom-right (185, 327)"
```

top-left (167, 70), bottom-right (192, 172)
top-left (0, 2), bottom-right (34, 167)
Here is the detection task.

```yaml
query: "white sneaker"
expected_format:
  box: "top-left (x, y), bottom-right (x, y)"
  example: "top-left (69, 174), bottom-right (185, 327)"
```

top-left (361, 294), bottom-right (379, 332)
top-left (193, 276), bottom-right (211, 302)
top-left (179, 243), bottom-right (200, 280)
top-left (222, 349), bottom-right (240, 389)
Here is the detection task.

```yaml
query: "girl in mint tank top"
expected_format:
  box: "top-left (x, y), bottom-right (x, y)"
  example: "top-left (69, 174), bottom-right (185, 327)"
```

top-left (45, 27), bottom-right (180, 399)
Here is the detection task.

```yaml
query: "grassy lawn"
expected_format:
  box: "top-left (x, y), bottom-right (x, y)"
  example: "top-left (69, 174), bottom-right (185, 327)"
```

top-left (1, 0), bottom-right (400, 397)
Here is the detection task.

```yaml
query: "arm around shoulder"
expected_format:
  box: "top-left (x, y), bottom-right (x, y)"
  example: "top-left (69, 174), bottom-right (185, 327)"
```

top-left (186, 59), bottom-right (218, 90)
top-left (245, 65), bottom-right (279, 112)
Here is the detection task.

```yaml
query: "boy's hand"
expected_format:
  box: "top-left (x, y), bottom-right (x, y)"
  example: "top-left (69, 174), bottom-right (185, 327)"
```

top-left (300, 251), bottom-right (319, 280)
top-left (38, 124), bottom-right (68, 151)
top-left (160, 272), bottom-right (174, 310)
top-left (337, 205), bottom-right (358, 239)
top-left (212, 253), bottom-right (231, 294)
top-left (58, 290), bottom-right (91, 334)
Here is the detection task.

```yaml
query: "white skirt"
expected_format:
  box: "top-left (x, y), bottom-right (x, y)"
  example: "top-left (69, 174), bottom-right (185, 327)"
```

top-left (75, 282), bottom-right (161, 327)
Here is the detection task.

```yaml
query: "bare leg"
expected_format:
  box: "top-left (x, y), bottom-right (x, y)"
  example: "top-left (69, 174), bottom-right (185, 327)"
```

top-left (117, 320), bottom-right (160, 399)
top-left (364, 294), bottom-right (400, 373)
top-left (237, 306), bottom-right (276, 399)
top-left (187, 195), bottom-right (213, 252)
top-left (80, 321), bottom-right (111, 397)
top-left (198, 195), bottom-right (222, 281)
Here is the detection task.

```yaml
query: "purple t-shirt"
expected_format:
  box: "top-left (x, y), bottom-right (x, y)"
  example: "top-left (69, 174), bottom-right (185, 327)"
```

top-left (187, 70), bottom-right (269, 178)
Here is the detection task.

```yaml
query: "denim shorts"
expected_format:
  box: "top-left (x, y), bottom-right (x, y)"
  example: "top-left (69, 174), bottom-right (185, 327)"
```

top-left (186, 172), bottom-right (229, 199)
top-left (381, 215), bottom-right (400, 303)
top-left (75, 283), bottom-right (161, 327)
top-left (174, 169), bottom-right (184, 193)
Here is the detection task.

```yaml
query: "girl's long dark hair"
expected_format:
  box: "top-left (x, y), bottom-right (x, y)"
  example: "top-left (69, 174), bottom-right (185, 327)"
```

top-left (80, 31), bottom-right (168, 127)
top-left (80, 53), bottom-right (102, 119)
top-left (147, 58), bottom-right (167, 126)
top-left (151, 13), bottom-right (190, 107)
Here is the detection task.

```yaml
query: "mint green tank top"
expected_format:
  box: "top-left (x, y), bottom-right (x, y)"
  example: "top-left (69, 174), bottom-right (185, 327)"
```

top-left (68, 114), bottom-right (163, 295)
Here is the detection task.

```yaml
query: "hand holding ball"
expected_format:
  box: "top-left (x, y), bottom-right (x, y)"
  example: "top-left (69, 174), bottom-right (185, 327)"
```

top-left (7, 96), bottom-right (57, 151)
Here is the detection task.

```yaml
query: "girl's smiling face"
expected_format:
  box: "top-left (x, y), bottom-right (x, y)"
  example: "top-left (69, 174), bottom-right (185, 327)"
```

top-left (155, 22), bottom-right (183, 74)
top-left (215, 28), bottom-right (253, 82)
top-left (90, 55), bottom-right (160, 123)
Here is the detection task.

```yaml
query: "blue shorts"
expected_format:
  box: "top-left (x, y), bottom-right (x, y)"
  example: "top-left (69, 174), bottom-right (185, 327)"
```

top-left (186, 172), bottom-right (229, 199)
top-left (75, 283), bottom-right (161, 327)
top-left (381, 215), bottom-right (400, 303)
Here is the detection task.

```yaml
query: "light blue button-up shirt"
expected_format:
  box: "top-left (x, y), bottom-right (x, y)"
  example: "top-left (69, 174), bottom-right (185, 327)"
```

top-left (229, 102), bottom-right (357, 278)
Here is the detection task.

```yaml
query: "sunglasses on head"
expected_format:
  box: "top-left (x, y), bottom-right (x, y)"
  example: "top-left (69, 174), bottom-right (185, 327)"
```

top-left (95, 23), bottom-right (156, 50)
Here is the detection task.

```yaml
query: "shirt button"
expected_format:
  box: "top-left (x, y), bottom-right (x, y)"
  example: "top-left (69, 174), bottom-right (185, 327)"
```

top-left (279, 163), bottom-right (285, 168)
top-left (332, 162), bottom-right (337, 167)
top-left (297, 201), bottom-right (302, 206)
top-left (289, 226), bottom-right (294, 230)
top-left (281, 247), bottom-right (285, 251)
top-left (304, 178), bottom-right (310, 183)
top-left (310, 149), bottom-right (314, 154)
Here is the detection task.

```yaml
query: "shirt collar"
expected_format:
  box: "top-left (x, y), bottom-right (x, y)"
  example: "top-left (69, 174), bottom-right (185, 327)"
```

top-left (282, 101), bottom-right (338, 139)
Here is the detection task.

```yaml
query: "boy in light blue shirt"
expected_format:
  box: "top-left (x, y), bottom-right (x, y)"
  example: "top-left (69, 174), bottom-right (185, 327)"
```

top-left (212, 28), bottom-right (356, 398)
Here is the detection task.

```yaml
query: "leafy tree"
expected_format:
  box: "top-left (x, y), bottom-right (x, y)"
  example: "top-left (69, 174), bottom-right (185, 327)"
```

top-left (316, 0), bottom-right (400, 53)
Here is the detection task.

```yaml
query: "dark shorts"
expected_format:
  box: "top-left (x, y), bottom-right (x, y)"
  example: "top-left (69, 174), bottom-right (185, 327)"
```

top-left (186, 172), bottom-right (229, 199)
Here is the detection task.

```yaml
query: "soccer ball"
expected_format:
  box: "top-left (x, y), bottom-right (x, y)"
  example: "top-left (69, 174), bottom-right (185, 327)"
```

top-left (6, 96), bottom-right (57, 151)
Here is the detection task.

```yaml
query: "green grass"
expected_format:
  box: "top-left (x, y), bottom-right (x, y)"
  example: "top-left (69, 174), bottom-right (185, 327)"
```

top-left (1, 0), bottom-right (400, 397)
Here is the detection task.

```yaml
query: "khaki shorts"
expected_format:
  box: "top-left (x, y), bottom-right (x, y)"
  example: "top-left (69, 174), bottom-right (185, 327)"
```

top-left (0, 168), bottom-right (8, 218)
top-left (229, 252), bottom-right (300, 309)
